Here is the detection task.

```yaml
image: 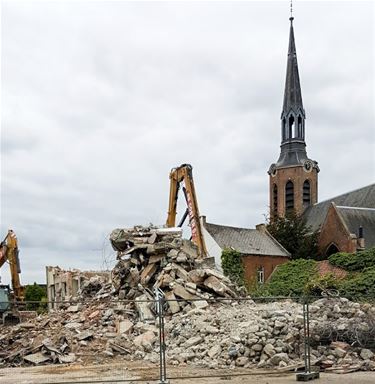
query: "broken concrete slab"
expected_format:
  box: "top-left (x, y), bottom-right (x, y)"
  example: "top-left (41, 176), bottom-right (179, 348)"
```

top-left (165, 291), bottom-right (180, 314)
top-left (140, 263), bottom-right (158, 285)
top-left (135, 294), bottom-right (154, 321)
top-left (171, 283), bottom-right (197, 301)
top-left (75, 331), bottom-right (94, 341)
top-left (58, 353), bottom-right (76, 364)
top-left (203, 275), bottom-right (227, 296)
top-left (117, 319), bottom-right (134, 334)
top-left (23, 352), bottom-right (50, 365)
top-left (193, 300), bottom-right (209, 310)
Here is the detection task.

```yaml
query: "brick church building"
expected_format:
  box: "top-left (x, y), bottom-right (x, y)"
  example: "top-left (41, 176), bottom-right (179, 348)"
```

top-left (267, 17), bottom-right (375, 257)
top-left (202, 14), bottom-right (374, 285)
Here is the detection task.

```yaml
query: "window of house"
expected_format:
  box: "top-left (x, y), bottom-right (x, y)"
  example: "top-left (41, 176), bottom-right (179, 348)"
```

top-left (285, 181), bottom-right (294, 211)
top-left (257, 266), bottom-right (265, 284)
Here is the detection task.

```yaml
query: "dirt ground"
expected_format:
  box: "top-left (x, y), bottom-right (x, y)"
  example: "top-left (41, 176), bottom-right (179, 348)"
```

top-left (0, 362), bottom-right (374, 384)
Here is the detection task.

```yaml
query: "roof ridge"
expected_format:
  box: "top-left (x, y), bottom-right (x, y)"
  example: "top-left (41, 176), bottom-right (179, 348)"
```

top-left (205, 222), bottom-right (256, 231)
top-left (263, 229), bottom-right (291, 257)
top-left (310, 183), bottom-right (375, 207)
top-left (336, 206), bottom-right (375, 211)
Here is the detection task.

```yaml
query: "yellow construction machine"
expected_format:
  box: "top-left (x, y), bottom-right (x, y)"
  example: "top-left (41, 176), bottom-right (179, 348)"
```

top-left (0, 230), bottom-right (26, 324)
top-left (166, 164), bottom-right (208, 259)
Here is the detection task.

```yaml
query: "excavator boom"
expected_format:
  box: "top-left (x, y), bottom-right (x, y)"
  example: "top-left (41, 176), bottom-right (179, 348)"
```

top-left (0, 230), bottom-right (24, 302)
top-left (166, 164), bottom-right (207, 258)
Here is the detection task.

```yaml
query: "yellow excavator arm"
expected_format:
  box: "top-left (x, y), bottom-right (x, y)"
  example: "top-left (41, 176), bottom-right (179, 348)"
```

top-left (166, 164), bottom-right (208, 259)
top-left (0, 230), bottom-right (25, 301)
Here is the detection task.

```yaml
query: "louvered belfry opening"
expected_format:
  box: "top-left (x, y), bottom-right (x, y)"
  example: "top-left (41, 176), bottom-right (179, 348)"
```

top-left (303, 180), bottom-right (311, 207)
top-left (285, 181), bottom-right (294, 211)
top-left (273, 184), bottom-right (278, 215)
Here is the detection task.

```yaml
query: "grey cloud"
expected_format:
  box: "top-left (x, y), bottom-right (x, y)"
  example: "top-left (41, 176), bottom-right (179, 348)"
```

top-left (1, 1), bottom-right (373, 284)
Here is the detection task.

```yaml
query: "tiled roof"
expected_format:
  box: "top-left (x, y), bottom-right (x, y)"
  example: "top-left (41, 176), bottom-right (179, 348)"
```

top-left (303, 184), bottom-right (375, 232)
top-left (204, 222), bottom-right (290, 257)
top-left (317, 260), bottom-right (347, 279)
top-left (336, 206), bottom-right (375, 248)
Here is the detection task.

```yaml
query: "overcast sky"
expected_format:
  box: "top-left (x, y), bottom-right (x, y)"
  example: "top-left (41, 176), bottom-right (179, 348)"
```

top-left (1, 1), bottom-right (374, 284)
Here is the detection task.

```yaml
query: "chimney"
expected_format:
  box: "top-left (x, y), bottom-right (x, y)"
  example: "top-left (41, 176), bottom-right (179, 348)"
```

top-left (200, 215), bottom-right (207, 226)
top-left (357, 226), bottom-right (365, 250)
top-left (256, 223), bottom-right (267, 233)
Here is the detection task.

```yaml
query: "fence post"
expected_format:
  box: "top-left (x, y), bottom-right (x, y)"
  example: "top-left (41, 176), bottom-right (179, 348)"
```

top-left (154, 288), bottom-right (169, 384)
top-left (296, 298), bottom-right (320, 381)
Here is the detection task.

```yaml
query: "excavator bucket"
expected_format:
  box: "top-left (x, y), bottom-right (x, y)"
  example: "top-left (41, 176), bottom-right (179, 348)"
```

top-left (2, 311), bottom-right (21, 325)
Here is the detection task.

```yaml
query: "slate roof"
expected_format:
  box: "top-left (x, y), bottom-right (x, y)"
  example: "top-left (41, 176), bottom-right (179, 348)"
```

top-left (282, 17), bottom-right (304, 119)
top-left (336, 206), bottom-right (375, 248)
top-left (204, 222), bottom-right (290, 257)
top-left (303, 184), bottom-right (375, 232)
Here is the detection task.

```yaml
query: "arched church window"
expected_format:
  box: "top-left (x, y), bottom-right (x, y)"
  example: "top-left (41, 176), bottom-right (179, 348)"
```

top-left (273, 184), bottom-right (278, 215)
top-left (288, 115), bottom-right (294, 139)
top-left (285, 181), bottom-right (294, 211)
top-left (326, 243), bottom-right (339, 257)
top-left (303, 180), bottom-right (311, 207)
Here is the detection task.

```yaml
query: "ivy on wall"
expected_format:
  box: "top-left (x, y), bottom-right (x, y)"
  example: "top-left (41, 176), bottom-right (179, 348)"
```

top-left (221, 248), bottom-right (245, 286)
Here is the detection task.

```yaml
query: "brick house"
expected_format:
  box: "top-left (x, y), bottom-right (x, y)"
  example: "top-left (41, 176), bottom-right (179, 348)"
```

top-left (201, 218), bottom-right (290, 285)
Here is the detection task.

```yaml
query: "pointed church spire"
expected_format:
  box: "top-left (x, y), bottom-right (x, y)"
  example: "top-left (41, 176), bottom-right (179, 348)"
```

top-left (282, 17), bottom-right (304, 119)
top-left (268, 10), bottom-right (319, 220)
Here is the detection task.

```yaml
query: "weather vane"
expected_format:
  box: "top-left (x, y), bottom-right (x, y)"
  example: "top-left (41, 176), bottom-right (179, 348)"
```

top-left (290, 0), bottom-right (293, 18)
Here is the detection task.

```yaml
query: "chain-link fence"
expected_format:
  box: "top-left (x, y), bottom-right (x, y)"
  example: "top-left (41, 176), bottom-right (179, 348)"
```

top-left (0, 294), bottom-right (374, 383)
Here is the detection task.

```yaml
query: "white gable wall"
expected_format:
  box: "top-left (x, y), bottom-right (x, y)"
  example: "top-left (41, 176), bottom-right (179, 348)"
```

top-left (201, 221), bottom-right (223, 272)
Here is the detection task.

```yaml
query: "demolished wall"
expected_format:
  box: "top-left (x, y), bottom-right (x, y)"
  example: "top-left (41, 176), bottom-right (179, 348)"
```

top-left (46, 266), bottom-right (111, 311)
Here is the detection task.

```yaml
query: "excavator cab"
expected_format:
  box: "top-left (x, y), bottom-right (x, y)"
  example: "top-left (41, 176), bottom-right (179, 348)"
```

top-left (0, 285), bottom-right (11, 313)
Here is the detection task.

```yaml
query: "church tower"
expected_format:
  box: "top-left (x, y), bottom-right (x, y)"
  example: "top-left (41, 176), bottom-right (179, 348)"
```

top-left (268, 16), bottom-right (319, 218)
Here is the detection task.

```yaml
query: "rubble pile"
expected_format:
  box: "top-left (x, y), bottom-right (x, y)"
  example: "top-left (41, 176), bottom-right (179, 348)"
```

top-left (79, 276), bottom-right (107, 298)
top-left (0, 226), bottom-right (374, 372)
top-left (0, 225), bottom-right (243, 368)
top-left (163, 297), bottom-right (375, 372)
top-left (1, 294), bottom-right (374, 372)
top-left (109, 225), bottom-right (241, 315)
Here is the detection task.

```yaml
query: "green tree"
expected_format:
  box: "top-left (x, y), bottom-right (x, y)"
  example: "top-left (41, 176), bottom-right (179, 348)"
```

top-left (267, 211), bottom-right (319, 260)
top-left (25, 282), bottom-right (47, 312)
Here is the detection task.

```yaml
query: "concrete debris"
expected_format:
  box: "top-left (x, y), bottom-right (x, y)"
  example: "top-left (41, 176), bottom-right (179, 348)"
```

top-left (23, 352), bottom-right (50, 365)
top-left (0, 296), bottom-right (374, 371)
top-left (0, 225), bottom-right (373, 372)
top-left (110, 224), bottom-right (241, 312)
top-left (163, 298), bottom-right (375, 371)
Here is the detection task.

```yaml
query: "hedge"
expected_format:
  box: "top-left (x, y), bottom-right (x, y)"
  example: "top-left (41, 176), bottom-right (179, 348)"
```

top-left (328, 247), bottom-right (375, 272)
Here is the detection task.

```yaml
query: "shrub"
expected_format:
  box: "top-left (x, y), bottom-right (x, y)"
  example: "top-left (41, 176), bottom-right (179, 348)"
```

top-left (256, 259), bottom-right (318, 297)
top-left (328, 247), bottom-right (375, 271)
top-left (339, 267), bottom-right (375, 300)
top-left (304, 273), bottom-right (340, 296)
